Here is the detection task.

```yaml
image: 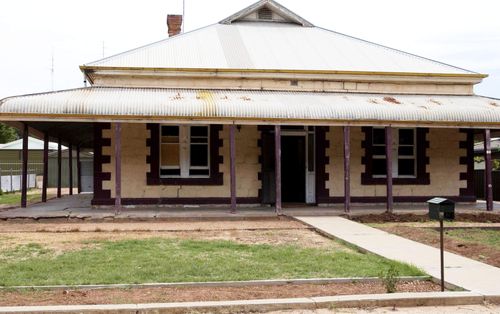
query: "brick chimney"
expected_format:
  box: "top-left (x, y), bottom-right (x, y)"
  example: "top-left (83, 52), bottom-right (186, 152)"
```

top-left (167, 15), bottom-right (183, 37)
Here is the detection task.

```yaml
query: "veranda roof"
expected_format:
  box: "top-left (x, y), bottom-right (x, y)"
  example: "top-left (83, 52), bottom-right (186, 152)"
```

top-left (1, 87), bottom-right (500, 128)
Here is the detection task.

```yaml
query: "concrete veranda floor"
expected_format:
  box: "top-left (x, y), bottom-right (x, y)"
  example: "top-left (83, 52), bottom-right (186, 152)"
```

top-left (0, 193), bottom-right (498, 220)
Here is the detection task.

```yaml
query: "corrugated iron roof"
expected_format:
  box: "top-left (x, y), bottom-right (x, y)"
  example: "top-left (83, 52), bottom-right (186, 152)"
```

top-left (0, 137), bottom-right (62, 150)
top-left (1, 87), bottom-right (500, 127)
top-left (83, 22), bottom-right (477, 75)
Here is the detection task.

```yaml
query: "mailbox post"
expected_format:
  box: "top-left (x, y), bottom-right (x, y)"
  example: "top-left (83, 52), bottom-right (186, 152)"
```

top-left (427, 197), bottom-right (455, 292)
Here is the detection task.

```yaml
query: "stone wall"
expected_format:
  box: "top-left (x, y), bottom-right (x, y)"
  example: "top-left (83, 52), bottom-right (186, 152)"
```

top-left (100, 123), bottom-right (260, 201)
top-left (325, 127), bottom-right (467, 200)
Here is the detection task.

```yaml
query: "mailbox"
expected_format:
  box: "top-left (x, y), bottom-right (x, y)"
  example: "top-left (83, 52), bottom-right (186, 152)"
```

top-left (427, 197), bottom-right (455, 221)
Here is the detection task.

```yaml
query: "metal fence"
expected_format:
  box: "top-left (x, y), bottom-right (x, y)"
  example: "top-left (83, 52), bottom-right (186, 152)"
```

top-left (0, 168), bottom-right (37, 192)
top-left (0, 163), bottom-right (41, 192)
top-left (0, 162), bottom-right (44, 176)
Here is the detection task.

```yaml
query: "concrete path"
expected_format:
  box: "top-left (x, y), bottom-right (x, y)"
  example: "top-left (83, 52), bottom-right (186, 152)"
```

top-left (295, 217), bottom-right (500, 296)
top-left (1, 193), bottom-right (498, 220)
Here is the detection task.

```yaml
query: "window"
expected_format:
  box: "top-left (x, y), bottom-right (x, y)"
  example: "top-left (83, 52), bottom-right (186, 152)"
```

top-left (160, 125), bottom-right (210, 178)
top-left (371, 128), bottom-right (416, 178)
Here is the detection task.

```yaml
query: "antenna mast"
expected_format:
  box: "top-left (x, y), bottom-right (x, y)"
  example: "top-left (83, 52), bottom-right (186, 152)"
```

top-left (50, 49), bottom-right (55, 91)
top-left (182, 0), bottom-right (185, 33)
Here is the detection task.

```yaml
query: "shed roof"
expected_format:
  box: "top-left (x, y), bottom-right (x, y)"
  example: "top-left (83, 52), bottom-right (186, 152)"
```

top-left (1, 87), bottom-right (499, 128)
top-left (82, 0), bottom-right (479, 76)
top-left (0, 137), bottom-right (62, 151)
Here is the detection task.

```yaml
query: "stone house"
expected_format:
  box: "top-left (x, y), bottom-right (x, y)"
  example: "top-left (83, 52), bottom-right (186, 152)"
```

top-left (1, 0), bottom-right (499, 211)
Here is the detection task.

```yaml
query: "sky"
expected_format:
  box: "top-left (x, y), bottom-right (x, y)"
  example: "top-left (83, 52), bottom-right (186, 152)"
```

top-left (0, 0), bottom-right (499, 99)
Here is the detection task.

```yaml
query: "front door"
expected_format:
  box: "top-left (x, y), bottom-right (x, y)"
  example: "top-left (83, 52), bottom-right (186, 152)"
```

top-left (281, 136), bottom-right (306, 203)
top-left (261, 127), bottom-right (315, 205)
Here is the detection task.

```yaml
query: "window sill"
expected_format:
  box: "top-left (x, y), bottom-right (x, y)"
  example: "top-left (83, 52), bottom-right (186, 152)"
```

top-left (361, 174), bottom-right (430, 185)
top-left (147, 174), bottom-right (223, 186)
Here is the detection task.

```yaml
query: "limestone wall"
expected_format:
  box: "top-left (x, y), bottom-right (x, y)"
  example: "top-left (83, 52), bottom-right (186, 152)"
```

top-left (325, 127), bottom-right (467, 198)
top-left (101, 123), bottom-right (261, 199)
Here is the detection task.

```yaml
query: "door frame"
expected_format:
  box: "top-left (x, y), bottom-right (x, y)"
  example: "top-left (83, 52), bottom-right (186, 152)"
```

top-left (281, 127), bottom-right (316, 204)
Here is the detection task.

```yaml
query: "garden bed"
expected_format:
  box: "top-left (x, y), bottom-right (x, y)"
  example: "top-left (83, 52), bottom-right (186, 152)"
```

top-left (0, 280), bottom-right (441, 306)
top-left (372, 224), bottom-right (500, 267)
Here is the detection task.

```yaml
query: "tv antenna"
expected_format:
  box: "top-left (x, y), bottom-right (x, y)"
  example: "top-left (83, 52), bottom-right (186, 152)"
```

top-left (50, 48), bottom-right (55, 91)
top-left (182, 0), bottom-right (185, 33)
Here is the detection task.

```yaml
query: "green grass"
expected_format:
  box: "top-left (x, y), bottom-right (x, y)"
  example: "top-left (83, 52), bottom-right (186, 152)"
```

top-left (445, 228), bottom-right (500, 249)
top-left (0, 238), bottom-right (424, 286)
top-left (0, 191), bottom-right (41, 206)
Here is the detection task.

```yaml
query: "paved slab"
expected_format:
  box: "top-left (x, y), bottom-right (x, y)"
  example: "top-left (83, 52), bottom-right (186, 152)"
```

top-left (0, 291), bottom-right (485, 313)
top-left (295, 216), bottom-right (500, 296)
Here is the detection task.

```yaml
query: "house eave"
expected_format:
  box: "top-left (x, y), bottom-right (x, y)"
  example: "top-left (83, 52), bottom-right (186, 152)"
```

top-left (80, 66), bottom-right (487, 85)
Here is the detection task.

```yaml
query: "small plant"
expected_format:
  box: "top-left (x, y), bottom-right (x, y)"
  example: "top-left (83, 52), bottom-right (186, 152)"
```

top-left (0, 188), bottom-right (3, 196)
top-left (379, 264), bottom-right (400, 293)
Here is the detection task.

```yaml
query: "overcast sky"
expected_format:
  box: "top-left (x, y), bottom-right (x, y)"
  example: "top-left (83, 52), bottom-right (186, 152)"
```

top-left (0, 0), bottom-right (499, 99)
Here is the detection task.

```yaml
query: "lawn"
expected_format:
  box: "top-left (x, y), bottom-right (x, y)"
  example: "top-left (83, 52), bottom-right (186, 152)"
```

top-left (0, 237), bottom-right (424, 286)
top-left (445, 228), bottom-right (500, 250)
top-left (0, 190), bottom-right (51, 206)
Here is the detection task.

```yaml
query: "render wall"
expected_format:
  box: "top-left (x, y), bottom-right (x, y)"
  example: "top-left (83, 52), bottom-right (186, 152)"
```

top-left (100, 123), bottom-right (261, 200)
top-left (325, 127), bottom-right (468, 199)
top-left (92, 75), bottom-right (474, 95)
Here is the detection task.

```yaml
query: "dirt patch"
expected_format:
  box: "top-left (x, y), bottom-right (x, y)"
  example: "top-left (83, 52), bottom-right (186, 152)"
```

top-left (0, 281), bottom-right (441, 306)
top-left (0, 218), bottom-right (305, 232)
top-left (352, 212), bottom-right (500, 223)
top-left (376, 225), bottom-right (500, 267)
top-left (0, 219), bottom-right (342, 254)
top-left (0, 228), bottom-right (341, 254)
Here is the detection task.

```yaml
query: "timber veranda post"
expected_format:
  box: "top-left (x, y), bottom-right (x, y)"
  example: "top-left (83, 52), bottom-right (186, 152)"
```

top-left (484, 129), bottom-right (493, 211)
top-left (42, 132), bottom-right (49, 202)
top-left (114, 123), bottom-right (122, 213)
top-left (21, 123), bottom-right (29, 208)
top-left (385, 127), bottom-right (394, 213)
top-left (229, 125), bottom-right (237, 213)
top-left (57, 137), bottom-right (62, 198)
top-left (274, 125), bottom-right (282, 214)
top-left (343, 126), bottom-right (351, 213)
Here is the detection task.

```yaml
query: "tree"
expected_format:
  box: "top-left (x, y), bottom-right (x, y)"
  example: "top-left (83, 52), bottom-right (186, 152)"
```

top-left (0, 123), bottom-right (18, 144)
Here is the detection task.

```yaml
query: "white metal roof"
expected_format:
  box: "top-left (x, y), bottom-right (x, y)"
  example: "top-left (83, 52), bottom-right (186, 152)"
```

top-left (83, 0), bottom-right (478, 76)
top-left (0, 137), bottom-right (62, 150)
top-left (84, 22), bottom-right (476, 75)
top-left (1, 87), bottom-right (499, 127)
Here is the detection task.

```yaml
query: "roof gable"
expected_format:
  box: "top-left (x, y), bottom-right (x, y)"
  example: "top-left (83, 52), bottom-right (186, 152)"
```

top-left (220, 0), bottom-right (313, 27)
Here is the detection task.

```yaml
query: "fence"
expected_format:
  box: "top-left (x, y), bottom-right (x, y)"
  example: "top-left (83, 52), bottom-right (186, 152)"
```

top-left (0, 162), bottom-right (44, 176)
top-left (474, 170), bottom-right (500, 201)
top-left (0, 167), bottom-right (37, 193)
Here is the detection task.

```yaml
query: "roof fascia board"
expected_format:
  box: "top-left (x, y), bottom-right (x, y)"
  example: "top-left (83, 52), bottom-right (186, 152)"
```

top-left (1, 113), bottom-right (498, 129)
top-left (80, 65), bottom-right (487, 79)
top-left (82, 67), bottom-right (486, 85)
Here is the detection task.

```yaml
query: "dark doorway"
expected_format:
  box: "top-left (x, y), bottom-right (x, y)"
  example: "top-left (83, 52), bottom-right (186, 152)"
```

top-left (281, 136), bottom-right (306, 203)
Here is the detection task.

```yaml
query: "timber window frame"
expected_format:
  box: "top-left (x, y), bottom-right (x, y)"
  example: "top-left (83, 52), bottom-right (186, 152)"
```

top-left (147, 124), bottom-right (223, 186)
top-left (160, 125), bottom-right (210, 178)
top-left (362, 127), bottom-right (430, 185)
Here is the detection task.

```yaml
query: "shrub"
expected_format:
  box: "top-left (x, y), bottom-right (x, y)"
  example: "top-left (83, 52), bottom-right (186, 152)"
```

top-left (379, 264), bottom-right (400, 293)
